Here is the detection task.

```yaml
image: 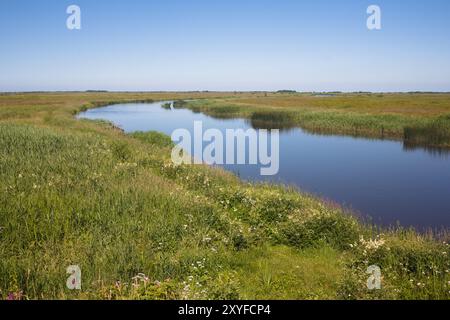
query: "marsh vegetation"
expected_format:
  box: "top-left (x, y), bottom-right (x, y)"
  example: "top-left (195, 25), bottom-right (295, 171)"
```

top-left (0, 92), bottom-right (448, 300)
top-left (179, 93), bottom-right (450, 149)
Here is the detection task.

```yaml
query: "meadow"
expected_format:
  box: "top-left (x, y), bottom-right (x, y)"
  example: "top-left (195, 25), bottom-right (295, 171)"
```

top-left (0, 92), bottom-right (449, 300)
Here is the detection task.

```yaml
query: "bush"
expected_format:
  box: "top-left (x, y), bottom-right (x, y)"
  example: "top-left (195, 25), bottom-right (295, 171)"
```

top-left (279, 214), bottom-right (360, 250)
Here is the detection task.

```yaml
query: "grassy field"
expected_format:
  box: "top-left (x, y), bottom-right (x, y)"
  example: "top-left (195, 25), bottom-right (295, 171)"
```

top-left (0, 92), bottom-right (449, 300)
top-left (180, 93), bottom-right (450, 148)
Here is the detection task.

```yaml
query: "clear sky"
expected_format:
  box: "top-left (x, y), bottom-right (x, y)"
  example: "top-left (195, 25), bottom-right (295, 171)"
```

top-left (1, 0), bottom-right (450, 92)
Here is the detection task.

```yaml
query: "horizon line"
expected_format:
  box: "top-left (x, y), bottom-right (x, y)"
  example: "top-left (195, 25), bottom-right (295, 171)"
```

top-left (2, 90), bottom-right (450, 94)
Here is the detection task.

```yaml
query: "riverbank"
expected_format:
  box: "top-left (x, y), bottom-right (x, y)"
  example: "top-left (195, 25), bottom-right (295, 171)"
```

top-left (0, 92), bottom-right (448, 300)
top-left (178, 93), bottom-right (450, 149)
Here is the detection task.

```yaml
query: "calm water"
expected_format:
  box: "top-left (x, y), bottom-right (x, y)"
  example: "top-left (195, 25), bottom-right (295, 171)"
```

top-left (78, 101), bottom-right (450, 230)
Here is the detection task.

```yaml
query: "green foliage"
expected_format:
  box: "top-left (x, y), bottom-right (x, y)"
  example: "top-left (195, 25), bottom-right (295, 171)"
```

top-left (279, 214), bottom-right (360, 250)
top-left (111, 140), bottom-right (132, 161)
top-left (339, 233), bottom-right (450, 300)
top-left (173, 100), bottom-right (188, 109)
top-left (404, 115), bottom-right (450, 147)
top-left (161, 102), bottom-right (172, 110)
top-left (129, 131), bottom-right (173, 148)
top-left (250, 111), bottom-right (298, 130)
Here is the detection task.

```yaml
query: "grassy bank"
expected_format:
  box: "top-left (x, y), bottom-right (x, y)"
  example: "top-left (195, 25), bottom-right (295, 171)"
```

top-left (179, 93), bottom-right (450, 148)
top-left (0, 92), bottom-right (448, 300)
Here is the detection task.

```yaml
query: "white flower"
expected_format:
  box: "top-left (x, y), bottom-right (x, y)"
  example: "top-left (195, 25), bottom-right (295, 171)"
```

top-left (359, 236), bottom-right (386, 250)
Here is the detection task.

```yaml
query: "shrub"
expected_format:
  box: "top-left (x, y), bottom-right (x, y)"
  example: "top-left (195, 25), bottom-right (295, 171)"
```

top-left (279, 214), bottom-right (360, 250)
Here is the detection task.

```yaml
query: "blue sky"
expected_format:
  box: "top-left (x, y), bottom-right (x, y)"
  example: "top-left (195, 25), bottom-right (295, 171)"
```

top-left (1, 0), bottom-right (449, 92)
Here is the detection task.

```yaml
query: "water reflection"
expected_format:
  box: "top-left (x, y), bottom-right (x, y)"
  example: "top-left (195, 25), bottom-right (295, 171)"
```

top-left (403, 142), bottom-right (450, 158)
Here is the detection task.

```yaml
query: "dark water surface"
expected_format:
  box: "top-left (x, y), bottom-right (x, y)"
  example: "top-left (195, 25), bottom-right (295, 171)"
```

top-left (78, 101), bottom-right (450, 230)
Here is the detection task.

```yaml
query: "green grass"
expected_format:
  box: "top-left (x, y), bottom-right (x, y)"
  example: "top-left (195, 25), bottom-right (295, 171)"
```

top-left (233, 245), bottom-right (346, 299)
top-left (0, 92), bottom-right (449, 300)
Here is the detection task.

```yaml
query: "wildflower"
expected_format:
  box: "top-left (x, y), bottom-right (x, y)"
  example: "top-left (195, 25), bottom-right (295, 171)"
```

top-left (132, 273), bottom-right (149, 286)
top-left (359, 235), bottom-right (386, 250)
top-left (7, 291), bottom-right (23, 300)
top-left (416, 282), bottom-right (425, 288)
